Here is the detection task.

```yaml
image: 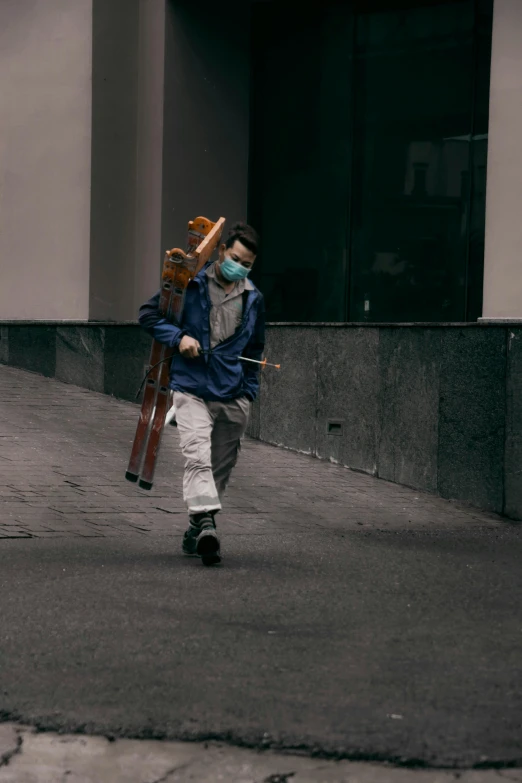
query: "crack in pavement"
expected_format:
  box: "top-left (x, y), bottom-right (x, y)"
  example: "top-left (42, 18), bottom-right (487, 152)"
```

top-left (146, 761), bottom-right (194, 783)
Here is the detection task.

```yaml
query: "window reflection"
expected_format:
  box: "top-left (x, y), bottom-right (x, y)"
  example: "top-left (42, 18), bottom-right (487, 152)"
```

top-left (249, 0), bottom-right (493, 323)
top-left (350, 1), bottom-right (475, 322)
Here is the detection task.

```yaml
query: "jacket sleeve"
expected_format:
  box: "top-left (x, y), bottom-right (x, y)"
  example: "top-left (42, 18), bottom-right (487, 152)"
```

top-left (138, 291), bottom-right (186, 349)
top-left (242, 294), bottom-right (266, 402)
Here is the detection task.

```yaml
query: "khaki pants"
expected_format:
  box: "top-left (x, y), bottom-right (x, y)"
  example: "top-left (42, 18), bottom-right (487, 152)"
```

top-left (173, 392), bottom-right (251, 515)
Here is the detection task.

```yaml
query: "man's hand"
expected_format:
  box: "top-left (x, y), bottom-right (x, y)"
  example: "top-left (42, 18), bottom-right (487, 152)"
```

top-left (179, 335), bottom-right (201, 358)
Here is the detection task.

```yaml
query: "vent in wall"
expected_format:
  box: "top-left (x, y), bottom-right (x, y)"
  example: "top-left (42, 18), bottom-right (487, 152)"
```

top-left (326, 420), bottom-right (344, 436)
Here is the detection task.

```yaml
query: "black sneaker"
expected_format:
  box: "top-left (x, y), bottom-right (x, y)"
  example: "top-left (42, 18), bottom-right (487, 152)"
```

top-left (195, 515), bottom-right (221, 567)
top-left (181, 524), bottom-right (200, 556)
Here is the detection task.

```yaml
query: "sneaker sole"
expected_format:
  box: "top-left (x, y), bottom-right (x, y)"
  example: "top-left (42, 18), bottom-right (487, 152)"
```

top-left (201, 552), bottom-right (221, 566)
top-left (197, 531), bottom-right (221, 566)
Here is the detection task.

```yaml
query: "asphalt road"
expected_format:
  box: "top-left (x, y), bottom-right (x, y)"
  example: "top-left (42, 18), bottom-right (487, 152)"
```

top-left (0, 367), bottom-right (521, 769)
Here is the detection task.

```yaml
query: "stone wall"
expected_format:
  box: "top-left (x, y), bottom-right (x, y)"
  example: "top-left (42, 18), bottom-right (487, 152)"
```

top-left (1, 322), bottom-right (520, 521)
top-left (0, 323), bottom-right (150, 402)
top-left (253, 325), bottom-right (520, 519)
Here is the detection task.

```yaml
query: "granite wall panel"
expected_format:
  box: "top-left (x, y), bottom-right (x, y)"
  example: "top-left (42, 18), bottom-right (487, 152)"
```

top-left (7, 326), bottom-right (56, 378)
top-left (258, 327), bottom-right (317, 454)
top-left (378, 329), bottom-right (441, 492)
top-left (55, 326), bottom-right (105, 393)
top-left (504, 328), bottom-right (522, 520)
top-left (104, 325), bottom-right (151, 402)
top-left (316, 328), bottom-right (380, 474)
top-left (246, 395), bottom-right (261, 440)
top-left (0, 327), bottom-right (8, 364)
top-left (438, 328), bottom-right (506, 513)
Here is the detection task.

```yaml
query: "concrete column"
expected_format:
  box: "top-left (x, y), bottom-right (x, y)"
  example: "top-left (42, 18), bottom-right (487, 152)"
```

top-left (0, 0), bottom-right (92, 320)
top-left (161, 0), bottom-right (251, 256)
top-left (133, 0), bottom-right (166, 312)
top-left (89, 0), bottom-right (166, 321)
top-left (482, 0), bottom-right (522, 321)
top-left (88, 0), bottom-right (140, 321)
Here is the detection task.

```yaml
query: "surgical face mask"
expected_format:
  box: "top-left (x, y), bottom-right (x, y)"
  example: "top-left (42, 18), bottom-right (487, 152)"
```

top-left (220, 256), bottom-right (251, 282)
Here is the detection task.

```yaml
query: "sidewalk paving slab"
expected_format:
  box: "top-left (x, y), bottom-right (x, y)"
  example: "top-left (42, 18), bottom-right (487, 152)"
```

top-left (0, 724), bottom-right (520, 783)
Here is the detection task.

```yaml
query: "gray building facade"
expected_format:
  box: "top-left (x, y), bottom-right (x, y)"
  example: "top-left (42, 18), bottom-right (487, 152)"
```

top-left (1, 0), bottom-right (521, 519)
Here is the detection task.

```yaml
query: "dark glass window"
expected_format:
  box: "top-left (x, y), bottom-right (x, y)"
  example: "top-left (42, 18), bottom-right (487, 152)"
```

top-left (249, 3), bottom-right (353, 322)
top-left (249, 0), bottom-right (493, 323)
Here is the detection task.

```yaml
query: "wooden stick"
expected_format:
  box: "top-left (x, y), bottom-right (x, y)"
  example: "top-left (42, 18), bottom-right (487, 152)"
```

top-left (239, 356), bottom-right (281, 369)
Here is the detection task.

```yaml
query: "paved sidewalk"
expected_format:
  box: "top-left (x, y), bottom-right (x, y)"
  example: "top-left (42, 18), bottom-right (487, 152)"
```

top-left (0, 365), bottom-right (521, 773)
top-left (0, 366), bottom-right (509, 541)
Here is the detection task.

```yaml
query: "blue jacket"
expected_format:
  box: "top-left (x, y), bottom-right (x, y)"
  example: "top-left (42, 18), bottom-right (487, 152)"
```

top-left (138, 264), bottom-right (266, 402)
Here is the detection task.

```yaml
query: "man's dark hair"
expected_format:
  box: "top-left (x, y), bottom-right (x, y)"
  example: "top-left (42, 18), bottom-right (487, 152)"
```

top-left (225, 222), bottom-right (259, 256)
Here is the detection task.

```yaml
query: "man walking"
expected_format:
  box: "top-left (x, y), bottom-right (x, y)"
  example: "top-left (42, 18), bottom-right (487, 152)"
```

top-left (138, 222), bottom-right (265, 566)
